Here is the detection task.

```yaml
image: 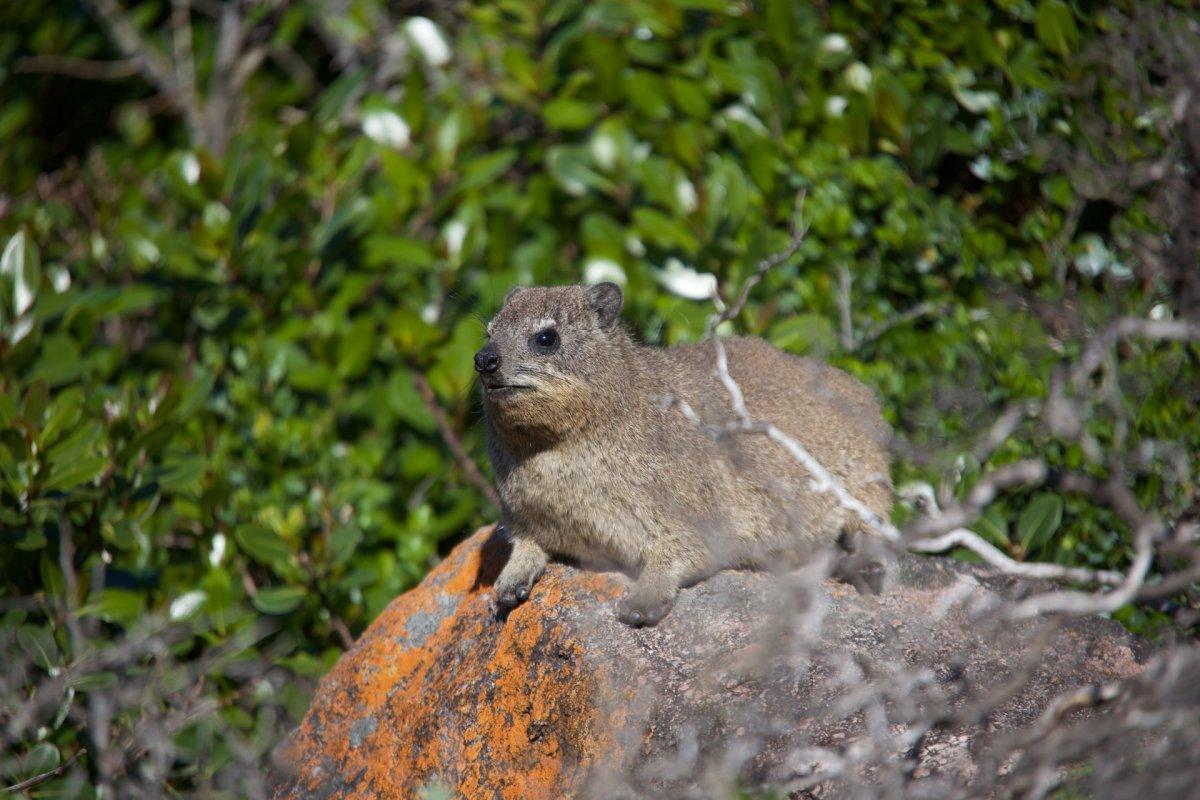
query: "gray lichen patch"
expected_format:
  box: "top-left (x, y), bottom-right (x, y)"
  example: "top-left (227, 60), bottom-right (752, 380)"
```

top-left (396, 592), bottom-right (460, 650)
top-left (348, 716), bottom-right (378, 749)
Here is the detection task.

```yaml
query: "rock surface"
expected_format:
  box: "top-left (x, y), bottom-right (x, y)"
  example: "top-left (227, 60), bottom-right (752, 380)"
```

top-left (271, 525), bottom-right (1147, 799)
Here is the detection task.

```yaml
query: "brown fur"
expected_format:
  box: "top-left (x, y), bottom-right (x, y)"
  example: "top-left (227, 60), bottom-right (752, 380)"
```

top-left (478, 283), bottom-right (892, 626)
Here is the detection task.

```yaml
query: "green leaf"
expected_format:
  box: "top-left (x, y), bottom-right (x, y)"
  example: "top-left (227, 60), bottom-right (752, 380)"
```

top-left (43, 455), bottom-right (108, 491)
top-left (68, 671), bottom-right (119, 691)
top-left (457, 149), bottom-right (517, 191)
top-left (669, 77), bottom-right (712, 118)
top-left (45, 420), bottom-right (102, 467)
top-left (40, 386), bottom-right (84, 445)
top-left (253, 586), bottom-right (305, 615)
top-left (26, 334), bottom-right (84, 386)
top-left (365, 236), bottom-right (434, 270)
top-left (328, 525), bottom-right (363, 567)
top-left (12, 742), bottom-right (61, 783)
top-left (235, 523), bottom-right (294, 569)
top-left (1035, 0), bottom-right (1079, 55)
top-left (542, 97), bottom-right (598, 131)
top-left (971, 507), bottom-right (1010, 548)
top-left (16, 625), bottom-right (59, 670)
top-left (287, 354), bottom-right (335, 392)
top-left (337, 317), bottom-right (377, 379)
top-left (386, 372), bottom-right (438, 434)
top-left (770, 314), bottom-right (837, 357)
top-left (81, 589), bottom-right (146, 625)
top-left (1017, 493), bottom-right (1064, 553)
top-left (0, 391), bottom-right (18, 428)
top-left (546, 145), bottom-right (618, 196)
top-left (151, 456), bottom-right (205, 491)
top-left (175, 371), bottom-right (215, 419)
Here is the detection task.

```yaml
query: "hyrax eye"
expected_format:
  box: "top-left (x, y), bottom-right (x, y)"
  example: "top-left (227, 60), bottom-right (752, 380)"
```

top-left (531, 328), bottom-right (559, 354)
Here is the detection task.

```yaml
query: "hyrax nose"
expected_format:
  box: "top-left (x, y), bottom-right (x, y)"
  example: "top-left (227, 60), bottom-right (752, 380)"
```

top-left (474, 344), bottom-right (501, 375)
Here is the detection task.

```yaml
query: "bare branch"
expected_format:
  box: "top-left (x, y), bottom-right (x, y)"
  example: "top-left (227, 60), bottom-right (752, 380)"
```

top-left (3, 747), bottom-right (86, 794)
top-left (835, 262), bottom-right (947, 351)
top-left (835, 264), bottom-right (855, 350)
top-left (854, 300), bottom-right (944, 349)
top-left (411, 372), bottom-right (501, 508)
top-left (665, 210), bottom-right (1195, 611)
top-left (14, 55), bottom-right (141, 81)
top-left (1012, 522), bottom-right (1160, 617)
top-left (171, 0), bottom-right (197, 111)
top-left (705, 191), bottom-right (807, 337)
top-left (1072, 316), bottom-right (1200, 393)
top-left (82, 0), bottom-right (206, 143)
top-left (908, 528), bottom-right (1125, 586)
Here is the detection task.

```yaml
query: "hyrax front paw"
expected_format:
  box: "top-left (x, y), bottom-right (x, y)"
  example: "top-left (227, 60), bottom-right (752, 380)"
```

top-left (493, 565), bottom-right (544, 613)
top-left (493, 535), bottom-right (548, 616)
top-left (616, 590), bottom-right (675, 627)
top-left (494, 577), bottom-right (536, 611)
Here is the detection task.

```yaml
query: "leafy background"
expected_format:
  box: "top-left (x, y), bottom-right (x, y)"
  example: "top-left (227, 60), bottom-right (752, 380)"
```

top-left (1, 0), bottom-right (1197, 795)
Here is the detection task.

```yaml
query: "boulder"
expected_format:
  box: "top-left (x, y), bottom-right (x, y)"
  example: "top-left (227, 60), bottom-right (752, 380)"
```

top-left (271, 525), bottom-right (1149, 799)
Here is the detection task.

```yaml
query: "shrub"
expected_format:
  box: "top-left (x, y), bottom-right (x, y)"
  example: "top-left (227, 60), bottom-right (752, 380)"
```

top-left (1, 0), bottom-right (1196, 795)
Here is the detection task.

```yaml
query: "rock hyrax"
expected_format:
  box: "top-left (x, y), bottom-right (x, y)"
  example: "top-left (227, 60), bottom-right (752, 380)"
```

top-left (477, 283), bottom-right (892, 626)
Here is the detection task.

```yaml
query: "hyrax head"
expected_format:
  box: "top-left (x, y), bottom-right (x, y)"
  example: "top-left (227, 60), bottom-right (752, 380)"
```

top-left (475, 283), bottom-right (625, 438)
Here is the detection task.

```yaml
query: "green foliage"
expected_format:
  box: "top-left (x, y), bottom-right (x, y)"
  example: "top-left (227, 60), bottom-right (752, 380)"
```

top-left (1, 0), bottom-right (1196, 794)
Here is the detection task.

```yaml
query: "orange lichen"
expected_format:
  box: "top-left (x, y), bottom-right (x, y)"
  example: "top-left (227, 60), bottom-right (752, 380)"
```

top-left (272, 526), bottom-right (623, 800)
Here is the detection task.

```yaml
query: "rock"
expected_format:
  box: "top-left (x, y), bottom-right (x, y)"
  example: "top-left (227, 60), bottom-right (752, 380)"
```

top-left (271, 525), bottom-right (1149, 799)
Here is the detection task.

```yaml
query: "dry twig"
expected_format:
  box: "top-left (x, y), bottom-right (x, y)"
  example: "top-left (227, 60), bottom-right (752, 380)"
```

top-left (411, 372), bottom-right (501, 508)
top-left (666, 195), bottom-right (1200, 614)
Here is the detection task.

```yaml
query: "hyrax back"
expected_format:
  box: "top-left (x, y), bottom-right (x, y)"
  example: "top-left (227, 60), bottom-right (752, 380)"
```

top-left (476, 283), bottom-right (892, 626)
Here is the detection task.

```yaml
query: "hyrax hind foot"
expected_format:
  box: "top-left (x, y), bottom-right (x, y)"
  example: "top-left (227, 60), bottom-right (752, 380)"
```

top-left (494, 534), bottom-right (548, 613)
top-left (617, 567), bottom-right (682, 627)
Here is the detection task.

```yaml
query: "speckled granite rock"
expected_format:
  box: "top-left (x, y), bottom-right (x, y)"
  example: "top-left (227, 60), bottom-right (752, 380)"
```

top-left (270, 525), bottom-right (1146, 799)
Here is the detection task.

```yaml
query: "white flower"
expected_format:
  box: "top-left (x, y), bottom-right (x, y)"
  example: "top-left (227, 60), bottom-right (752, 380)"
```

top-left (404, 17), bottom-right (451, 67)
top-left (209, 533), bottom-right (226, 567)
top-left (1149, 303), bottom-right (1169, 321)
top-left (634, 25), bottom-right (653, 41)
top-left (181, 152), bottom-right (200, 185)
top-left (675, 179), bottom-right (698, 213)
top-left (1074, 234), bottom-right (1111, 277)
top-left (820, 34), bottom-right (850, 54)
top-left (0, 232), bottom-right (34, 315)
top-left (132, 236), bottom-right (160, 264)
top-left (203, 202), bottom-right (231, 229)
top-left (824, 95), bottom-right (849, 118)
top-left (169, 590), bottom-right (207, 621)
top-left (9, 316), bottom-right (33, 345)
top-left (625, 236), bottom-right (645, 257)
top-left (722, 104), bottom-right (768, 133)
top-left (420, 302), bottom-right (440, 324)
top-left (844, 62), bottom-right (873, 93)
top-left (362, 109), bottom-right (411, 149)
top-left (443, 219), bottom-right (468, 258)
top-left (953, 87), bottom-right (999, 114)
top-left (968, 156), bottom-right (992, 181)
top-left (584, 258), bottom-right (627, 286)
top-left (590, 132), bottom-right (618, 170)
top-left (50, 267), bottom-right (71, 293)
top-left (657, 258), bottom-right (717, 301)
top-left (90, 233), bottom-right (107, 260)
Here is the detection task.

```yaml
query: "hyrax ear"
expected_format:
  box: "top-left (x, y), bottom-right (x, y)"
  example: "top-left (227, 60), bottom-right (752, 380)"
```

top-left (587, 282), bottom-right (623, 328)
top-left (503, 286), bottom-right (524, 306)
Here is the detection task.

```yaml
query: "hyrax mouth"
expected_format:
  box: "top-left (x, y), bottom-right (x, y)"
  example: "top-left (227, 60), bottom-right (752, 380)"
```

top-left (483, 383), bottom-right (533, 398)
